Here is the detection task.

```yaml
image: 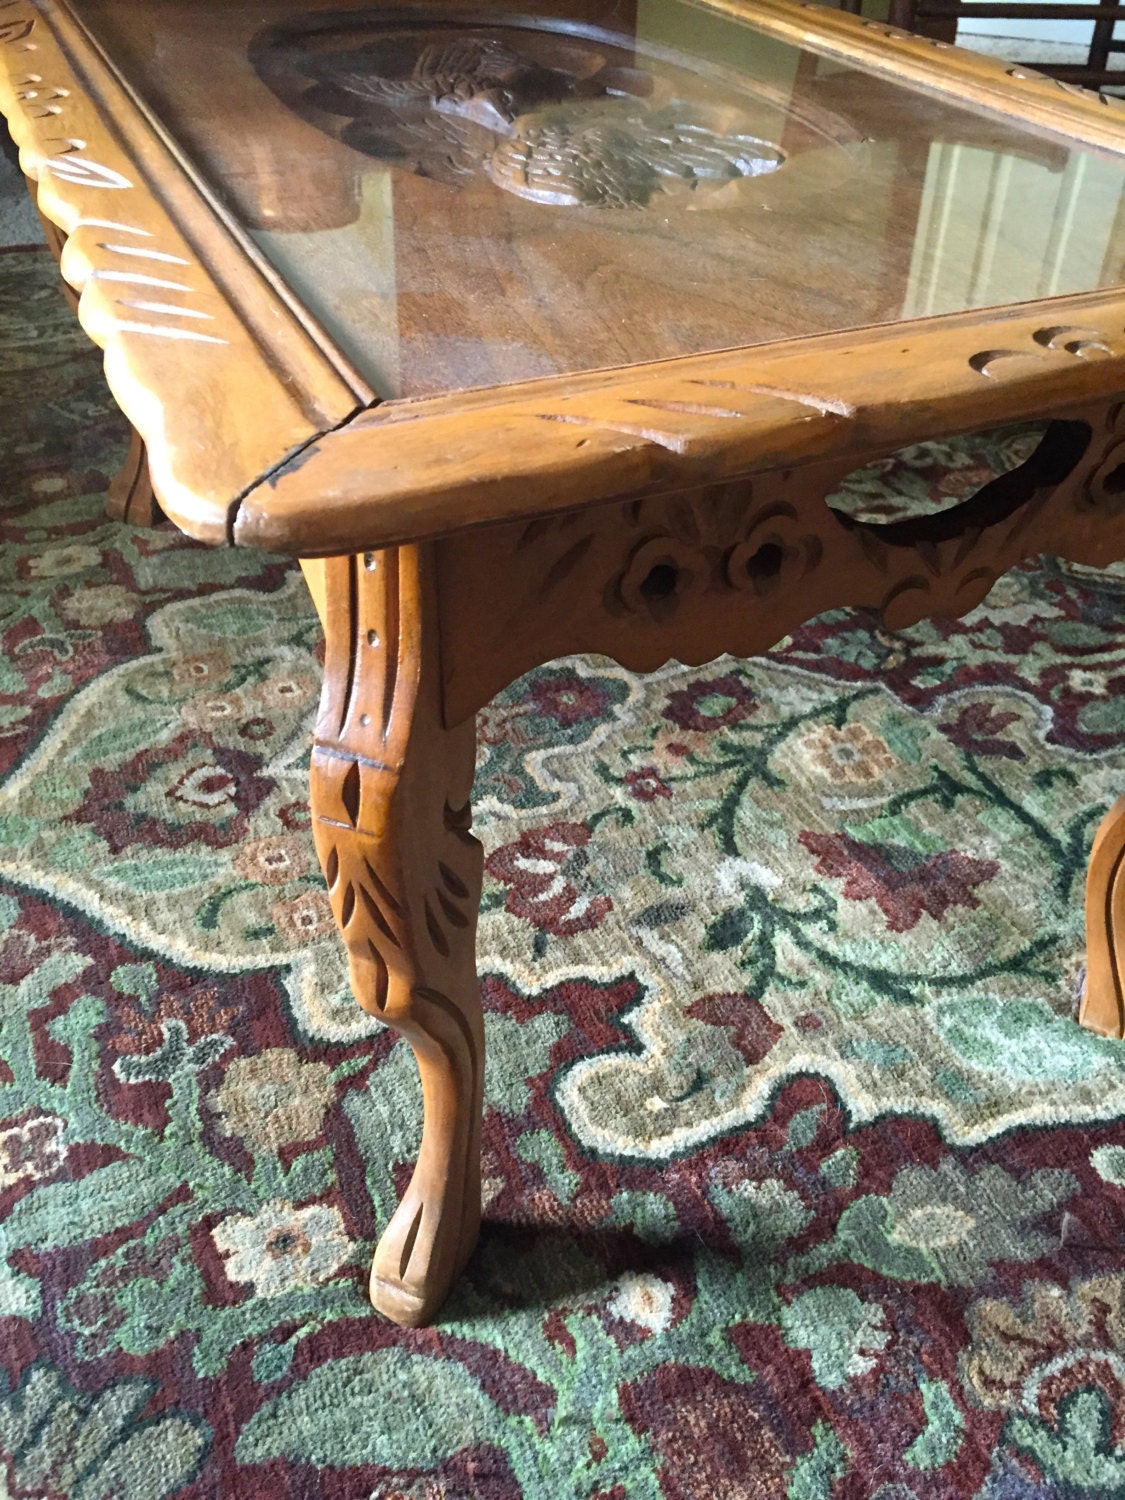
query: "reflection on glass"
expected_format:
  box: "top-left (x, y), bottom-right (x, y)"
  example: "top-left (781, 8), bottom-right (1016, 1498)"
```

top-left (78, 0), bottom-right (1125, 399)
top-left (904, 145), bottom-right (1125, 316)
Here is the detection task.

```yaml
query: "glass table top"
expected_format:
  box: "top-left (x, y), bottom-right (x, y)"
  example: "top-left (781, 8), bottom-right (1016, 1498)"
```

top-left (76, 0), bottom-right (1125, 400)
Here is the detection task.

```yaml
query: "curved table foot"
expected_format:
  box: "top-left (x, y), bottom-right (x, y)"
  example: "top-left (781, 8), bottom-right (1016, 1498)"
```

top-left (1081, 794), bottom-right (1125, 1039)
top-left (309, 545), bottom-right (483, 1326)
top-left (366, 969), bottom-right (482, 1326)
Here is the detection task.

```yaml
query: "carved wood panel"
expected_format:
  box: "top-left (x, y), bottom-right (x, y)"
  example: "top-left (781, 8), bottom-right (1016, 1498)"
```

top-left (0, 0), bottom-right (361, 542)
top-left (236, 287), bottom-right (1125, 556)
top-left (727, 0), bottom-right (1125, 156)
top-left (437, 402), bottom-right (1125, 724)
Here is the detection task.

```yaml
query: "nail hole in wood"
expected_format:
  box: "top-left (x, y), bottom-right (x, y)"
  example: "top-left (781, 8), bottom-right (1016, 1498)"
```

top-left (364, 551), bottom-right (377, 570)
top-left (366, 628), bottom-right (379, 647)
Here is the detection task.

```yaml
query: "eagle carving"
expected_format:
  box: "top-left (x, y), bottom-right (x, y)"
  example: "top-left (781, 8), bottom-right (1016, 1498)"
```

top-left (287, 30), bottom-right (785, 207)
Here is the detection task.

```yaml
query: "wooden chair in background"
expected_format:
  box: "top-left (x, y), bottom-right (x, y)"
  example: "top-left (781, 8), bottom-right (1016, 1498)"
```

top-left (882, 0), bottom-right (1125, 86)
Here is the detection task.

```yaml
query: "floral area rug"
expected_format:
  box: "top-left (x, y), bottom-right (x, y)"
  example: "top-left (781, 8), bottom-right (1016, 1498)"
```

top-left (4, 243), bottom-right (1125, 1499)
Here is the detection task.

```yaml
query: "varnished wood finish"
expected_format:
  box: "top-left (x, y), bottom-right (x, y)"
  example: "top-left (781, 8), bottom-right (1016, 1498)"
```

top-left (80, 0), bottom-right (1125, 405)
top-left (8, 0), bottom-right (1125, 555)
top-left (29, 173), bottom-right (163, 525)
top-left (309, 547), bottom-right (483, 1325)
top-left (298, 557), bottom-right (329, 630)
top-left (248, 14), bottom-right (789, 212)
top-left (1082, 796), bottom-right (1125, 1038)
top-left (0, 0), bottom-right (364, 542)
top-left (433, 406), bottom-right (1124, 722)
top-left (7, 0), bottom-right (1125, 1325)
top-left (105, 426), bottom-right (163, 528)
top-left (237, 292), bottom-right (1125, 555)
top-left (32, 195), bottom-right (74, 307)
top-left (888, 0), bottom-right (1125, 88)
top-left (712, 0), bottom-right (1125, 155)
top-left (297, 406), bottom-right (1125, 1320)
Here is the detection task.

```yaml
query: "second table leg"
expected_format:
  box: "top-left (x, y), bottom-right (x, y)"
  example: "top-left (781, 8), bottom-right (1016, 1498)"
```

top-left (1082, 795), bottom-right (1125, 1039)
top-left (105, 425), bottom-right (162, 528)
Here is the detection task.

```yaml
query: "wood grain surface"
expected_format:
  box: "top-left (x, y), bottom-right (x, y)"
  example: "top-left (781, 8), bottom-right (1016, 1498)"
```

top-left (432, 405), bottom-right (1124, 720)
top-left (1083, 795), bottom-right (1125, 1037)
top-left (713, 0), bottom-right (1125, 155)
top-left (237, 290), bottom-right (1125, 554)
top-left (6, 0), bottom-right (1125, 551)
top-left (0, 0), bottom-right (364, 542)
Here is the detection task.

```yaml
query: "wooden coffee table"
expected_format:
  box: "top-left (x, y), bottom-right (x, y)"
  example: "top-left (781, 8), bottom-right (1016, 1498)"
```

top-left (6, 0), bottom-right (1125, 1326)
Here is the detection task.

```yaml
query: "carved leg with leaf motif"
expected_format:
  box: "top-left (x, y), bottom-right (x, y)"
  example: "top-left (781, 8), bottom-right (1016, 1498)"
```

top-left (306, 545), bottom-right (483, 1326)
top-left (1082, 796), bottom-right (1125, 1038)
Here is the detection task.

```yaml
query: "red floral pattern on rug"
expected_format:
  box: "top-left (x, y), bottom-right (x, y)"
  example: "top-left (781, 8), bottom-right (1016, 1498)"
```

top-left (4, 247), bottom-right (1125, 1500)
top-left (799, 830), bottom-right (1001, 932)
top-left (485, 821), bottom-right (614, 936)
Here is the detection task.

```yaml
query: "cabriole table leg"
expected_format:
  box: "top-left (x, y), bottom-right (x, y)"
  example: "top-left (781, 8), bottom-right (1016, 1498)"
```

top-left (1082, 794), bottom-right (1125, 1039)
top-left (303, 546), bottom-right (484, 1326)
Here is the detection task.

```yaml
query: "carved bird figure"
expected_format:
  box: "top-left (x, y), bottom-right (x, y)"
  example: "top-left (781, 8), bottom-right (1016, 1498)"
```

top-left (488, 104), bottom-right (784, 208)
top-left (302, 35), bottom-right (572, 129)
top-left (290, 32), bottom-right (784, 206)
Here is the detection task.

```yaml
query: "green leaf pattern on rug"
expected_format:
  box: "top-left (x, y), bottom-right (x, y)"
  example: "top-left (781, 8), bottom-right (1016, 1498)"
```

top-left (905, 1378), bottom-right (966, 1469)
top-left (795, 1158), bottom-right (1076, 1285)
top-left (236, 1350), bottom-right (501, 1469)
top-left (7, 250), bottom-right (1125, 1495)
top-left (1008, 1389), bottom-right (1125, 1493)
top-left (0, 1363), bottom-right (209, 1500)
top-left (781, 1285), bottom-right (890, 1389)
